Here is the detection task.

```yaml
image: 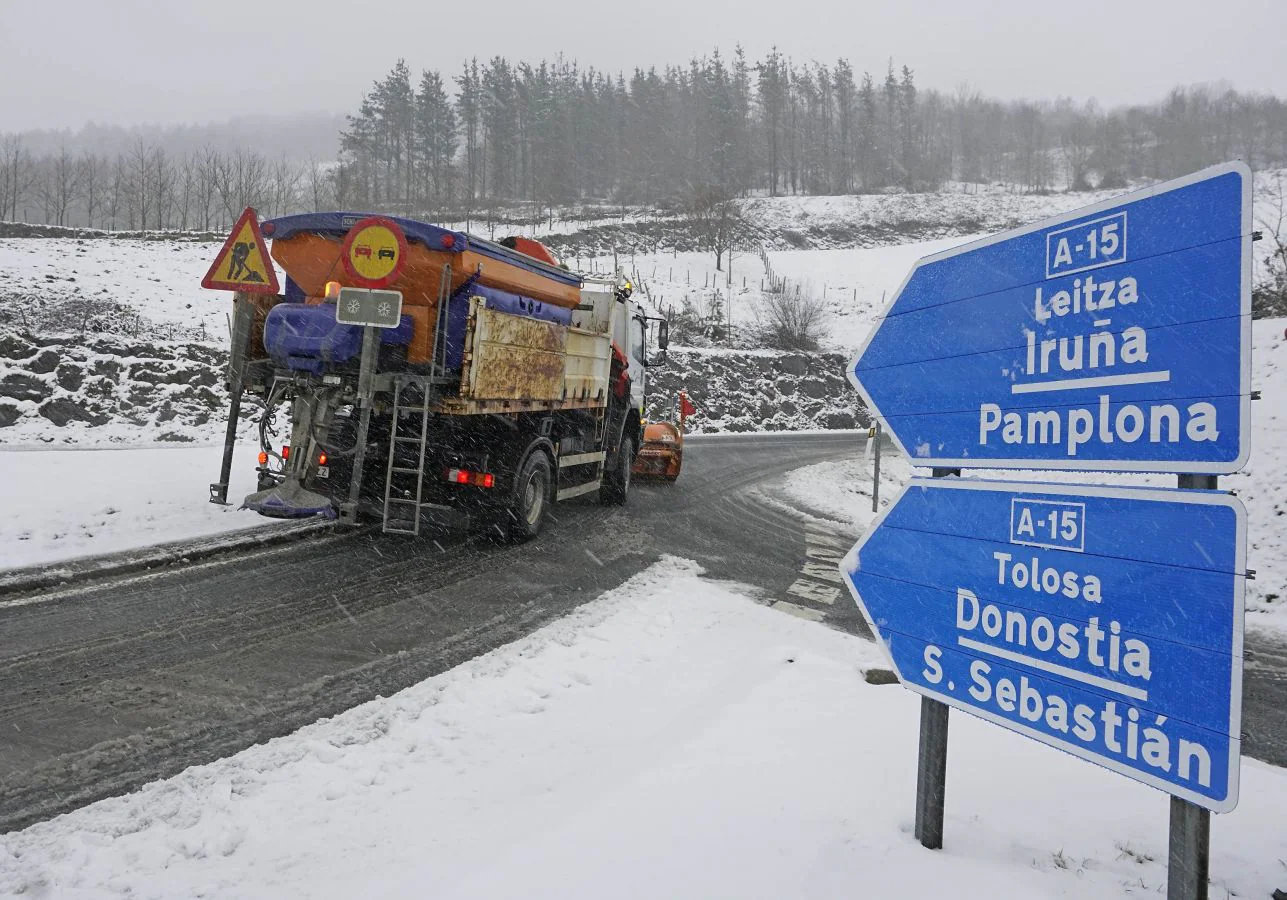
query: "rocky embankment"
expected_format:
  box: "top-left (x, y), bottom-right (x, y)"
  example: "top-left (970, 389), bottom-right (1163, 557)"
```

top-left (0, 332), bottom-right (231, 444)
top-left (0, 331), bottom-right (862, 446)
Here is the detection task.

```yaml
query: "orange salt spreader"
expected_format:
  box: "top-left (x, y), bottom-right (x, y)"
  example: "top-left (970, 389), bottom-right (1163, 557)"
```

top-left (632, 391), bottom-right (696, 482)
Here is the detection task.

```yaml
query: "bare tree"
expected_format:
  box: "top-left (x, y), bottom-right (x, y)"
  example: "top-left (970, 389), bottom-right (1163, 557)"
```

top-left (1255, 170), bottom-right (1287, 317)
top-left (685, 184), bottom-right (748, 271)
top-left (80, 153), bottom-right (104, 229)
top-left (1, 135), bottom-right (33, 221)
top-left (124, 138), bottom-right (156, 230)
top-left (213, 148), bottom-right (269, 226)
top-left (305, 157), bottom-right (335, 211)
top-left (266, 154), bottom-right (303, 218)
top-left (193, 147), bottom-right (221, 231)
top-left (152, 147), bottom-right (177, 230)
top-left (1057, 100), bottom-right (1098, 191)
top-left (108, 154), bottom-right (127, 230)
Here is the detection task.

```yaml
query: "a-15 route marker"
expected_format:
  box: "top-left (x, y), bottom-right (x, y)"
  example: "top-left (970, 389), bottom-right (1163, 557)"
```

top-left (841, 162), bottom-right (1254, 900)
top-left (849, 162), bottom-right (1252, 473)
top-left (842, 479), bottom-right (1246, 812)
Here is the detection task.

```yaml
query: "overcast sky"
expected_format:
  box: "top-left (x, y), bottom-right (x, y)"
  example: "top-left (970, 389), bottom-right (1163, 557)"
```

top-left (5, 0), bottom-right (1284, 131)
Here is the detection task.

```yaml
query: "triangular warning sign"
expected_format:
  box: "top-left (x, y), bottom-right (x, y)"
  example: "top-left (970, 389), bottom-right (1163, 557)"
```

top-left (201, 207), bottom-right (280, 294)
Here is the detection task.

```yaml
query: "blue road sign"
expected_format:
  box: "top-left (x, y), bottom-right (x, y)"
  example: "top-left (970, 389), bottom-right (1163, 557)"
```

top-left (841, 478), bottom-right (1245, 812)
top-left (849, 162), bottom-right (1252, 473)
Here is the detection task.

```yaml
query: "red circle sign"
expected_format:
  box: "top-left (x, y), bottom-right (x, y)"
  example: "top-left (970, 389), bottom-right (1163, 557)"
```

top-left (340, 216), bottom-right (408, 288)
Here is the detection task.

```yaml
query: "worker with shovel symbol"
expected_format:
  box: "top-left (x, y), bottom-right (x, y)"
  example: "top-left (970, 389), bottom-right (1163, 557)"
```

top-left (227, 242), bottom-right (264, 283)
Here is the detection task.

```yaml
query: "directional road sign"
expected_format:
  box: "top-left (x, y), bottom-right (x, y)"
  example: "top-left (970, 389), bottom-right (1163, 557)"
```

top-left (201, 207), bottom-right (280, 294)
top-left (336, 287), bottom-right (404, 329)
top-left (841, 478), bottom-right (1245, 811)
top-left (849, 162), bottom-right (1252, 473)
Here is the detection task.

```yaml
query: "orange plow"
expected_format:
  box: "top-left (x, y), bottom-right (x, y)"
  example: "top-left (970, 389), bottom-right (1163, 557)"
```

top-left (633, 392), bottom-right (695, 482)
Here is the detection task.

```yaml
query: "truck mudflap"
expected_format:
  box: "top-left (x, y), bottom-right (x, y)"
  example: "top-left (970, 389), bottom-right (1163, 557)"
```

top-left (242, 477), bottom-right (337, 519)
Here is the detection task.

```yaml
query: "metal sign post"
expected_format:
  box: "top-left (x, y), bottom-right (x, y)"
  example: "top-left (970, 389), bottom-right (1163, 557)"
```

top-left (870, 420), bottom-right (882, 514)
top-left (210, 292), bottom-right (254, 505)
top-left (1170, 471), bottom-right (1219, 900)
top-left (913, 465), bottom-right (958, 849)
top-left (334, 286), bottom-right (404, 524)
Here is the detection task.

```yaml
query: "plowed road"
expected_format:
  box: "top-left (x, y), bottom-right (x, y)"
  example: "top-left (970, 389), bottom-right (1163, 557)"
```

top-left (0, 433), bottom-right (1282, 833)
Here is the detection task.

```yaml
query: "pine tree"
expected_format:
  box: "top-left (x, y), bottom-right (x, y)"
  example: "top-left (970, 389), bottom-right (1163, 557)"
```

top-left (415, 69), bottom-right (457, 210)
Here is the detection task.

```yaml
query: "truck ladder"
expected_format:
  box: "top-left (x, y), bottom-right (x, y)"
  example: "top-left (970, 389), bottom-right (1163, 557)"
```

top-left (382, 376), bottom-right (432, 535)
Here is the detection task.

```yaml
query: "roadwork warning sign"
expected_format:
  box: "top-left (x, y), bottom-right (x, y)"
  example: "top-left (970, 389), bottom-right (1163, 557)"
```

top-left (201, 207), bottom-right (280, 294)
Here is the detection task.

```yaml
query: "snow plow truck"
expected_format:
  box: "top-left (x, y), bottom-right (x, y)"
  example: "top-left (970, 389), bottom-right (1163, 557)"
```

top-left (208, 211), bottom-right (667, 540)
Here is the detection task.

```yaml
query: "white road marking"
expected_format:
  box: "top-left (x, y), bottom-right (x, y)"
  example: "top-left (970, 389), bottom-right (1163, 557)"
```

top-left (772, 601), bottom-right (826, 622)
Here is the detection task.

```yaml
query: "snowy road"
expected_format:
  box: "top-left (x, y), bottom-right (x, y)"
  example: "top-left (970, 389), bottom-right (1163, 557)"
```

top-left (1, 431), bottom-right (1284, 835)
top-left (0, 431), bottom-right (874, 831)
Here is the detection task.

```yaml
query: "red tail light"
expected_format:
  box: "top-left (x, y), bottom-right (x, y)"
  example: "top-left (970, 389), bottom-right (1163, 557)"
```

top-left (318, 452), bottom-right (328, 466)
top-left (446, 467), bottom-right (494, 488)
top-left (281, 445), bottom-right (291, 460)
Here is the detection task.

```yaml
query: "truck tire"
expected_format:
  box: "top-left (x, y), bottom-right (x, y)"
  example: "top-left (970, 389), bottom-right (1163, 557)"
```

top-left (600, 435), bottom-right (635, 506)
top-left (505, 450), bottom-right (552, 542)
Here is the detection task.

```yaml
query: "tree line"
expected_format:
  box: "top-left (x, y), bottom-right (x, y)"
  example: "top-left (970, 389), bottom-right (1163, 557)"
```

top-left (0, 136), bottom-right (334, 231)
top-left (3, 50), bottom-right (1286, 231)
top-left (335, 51), bottom-right (1287, 214)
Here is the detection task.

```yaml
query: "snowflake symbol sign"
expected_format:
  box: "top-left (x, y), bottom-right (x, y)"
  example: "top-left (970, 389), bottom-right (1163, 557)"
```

top-left (377, 301), bottom-right (392, 317)
top-left (346, 299), bottom-right (361, 314)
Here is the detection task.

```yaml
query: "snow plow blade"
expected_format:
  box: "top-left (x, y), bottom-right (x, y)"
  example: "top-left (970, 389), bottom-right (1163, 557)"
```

top-left (242, 479), bottom-right (337, 519)
top-left (632, 421), bottom-right (683, 482)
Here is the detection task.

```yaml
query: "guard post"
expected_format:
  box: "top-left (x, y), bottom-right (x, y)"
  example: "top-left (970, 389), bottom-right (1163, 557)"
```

top-left (210, 291), bottom-right (254, 505)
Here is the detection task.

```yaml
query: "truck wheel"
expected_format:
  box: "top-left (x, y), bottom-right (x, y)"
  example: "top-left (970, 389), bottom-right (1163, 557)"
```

top-left (600, 435), bottom-right (635, 506)
top-left (506, 450), bottom-right (552, 542)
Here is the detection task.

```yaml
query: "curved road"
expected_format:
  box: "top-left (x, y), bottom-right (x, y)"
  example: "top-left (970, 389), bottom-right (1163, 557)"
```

top-left (0, 433), bottom-right (1283, 833)
top-left (0, 432), bottom-right (870, 832)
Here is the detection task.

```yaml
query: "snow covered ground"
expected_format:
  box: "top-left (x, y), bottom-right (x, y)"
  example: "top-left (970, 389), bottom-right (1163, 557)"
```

top-left (2, 558), bottom-right (1284, 899)
top-left (0, 237), bottom-right (229, 342)
top-left (0, 442), bottom-right (279, 571)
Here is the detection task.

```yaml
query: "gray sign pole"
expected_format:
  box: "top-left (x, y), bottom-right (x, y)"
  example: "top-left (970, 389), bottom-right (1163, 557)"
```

top-left (210, 292), bottom-right (253, 505)
top-left (341, 325), bottom-right (380, 524)
top-left (913, 465), bottom-right (959, 850)
top-left (1168, 472), bottom-right (1216, 900)
top-left (871, 420), bottom-right (882, 514)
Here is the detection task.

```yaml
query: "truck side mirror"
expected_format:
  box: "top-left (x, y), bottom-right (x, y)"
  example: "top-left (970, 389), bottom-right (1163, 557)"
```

top-left (657, 319), bottom-right (669, 350)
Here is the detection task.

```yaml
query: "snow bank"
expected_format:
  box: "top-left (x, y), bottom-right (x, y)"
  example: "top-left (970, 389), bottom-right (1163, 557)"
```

top-left (0, 443), bottom-right (278, 570)
top-left (2, 558), bottom-right (1283, 899)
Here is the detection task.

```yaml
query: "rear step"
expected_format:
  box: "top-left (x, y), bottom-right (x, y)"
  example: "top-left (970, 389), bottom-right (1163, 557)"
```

top-left (555, 449), bottom-right (605, 501)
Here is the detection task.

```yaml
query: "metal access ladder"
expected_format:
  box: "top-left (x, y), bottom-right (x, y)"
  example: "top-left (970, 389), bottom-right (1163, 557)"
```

top-left (382, 376), bottom-right (432, 534)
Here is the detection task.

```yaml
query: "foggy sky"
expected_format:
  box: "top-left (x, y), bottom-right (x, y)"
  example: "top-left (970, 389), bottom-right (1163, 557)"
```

top-left (6, 0), bottom-right (1285, 132)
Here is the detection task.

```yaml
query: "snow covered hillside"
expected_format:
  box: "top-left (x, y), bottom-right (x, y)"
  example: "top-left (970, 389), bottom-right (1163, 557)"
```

top-left (3, 558), bottom-right (1283, 900)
